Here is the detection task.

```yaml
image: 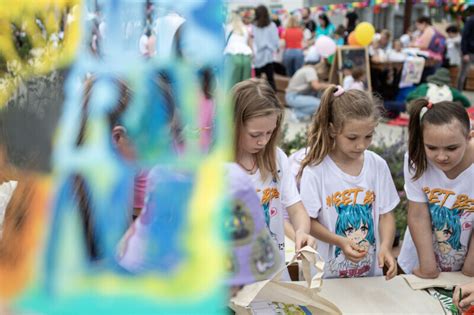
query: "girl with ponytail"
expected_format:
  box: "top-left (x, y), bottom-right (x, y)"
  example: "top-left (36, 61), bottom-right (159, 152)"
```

top-left (398, 99), bottom-right (474, 278)
top-left (299, 85), bottom-right (399, 279)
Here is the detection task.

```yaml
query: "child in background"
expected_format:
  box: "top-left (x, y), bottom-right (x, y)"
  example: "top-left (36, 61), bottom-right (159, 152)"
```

top-left (397, 100), bottom-right (474, 278)
top-left (400, 26), bottom-right (415, 48)
top-left (343, 66), bottom-right (365, 91)
top-left (333, 25), bottom-right (346, 46)
top-left (347, 67), bottom-right (365, 91)
top-left (298, 85), bottom-right (399, 279)
top-left (378, 29), bottom-right (392, 52)
top-left (232, 79), bottom-right (316, 263)
top-left (446, 25), bottom-right (462, 67)
top-left (342, 62), bottom-right (354, 90)
top-left (387, 39), bottom-right (407, 62)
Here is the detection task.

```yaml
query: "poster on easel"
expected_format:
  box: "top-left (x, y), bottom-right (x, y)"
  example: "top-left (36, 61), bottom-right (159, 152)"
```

top-left (329, 46), bottom-right (372, 93)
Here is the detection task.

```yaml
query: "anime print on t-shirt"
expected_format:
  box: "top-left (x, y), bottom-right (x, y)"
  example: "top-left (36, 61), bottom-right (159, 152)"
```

top-left (423, 185), bottom-right (473, 272)
top-left (429, 203), bottom-right (467, 272)
top-left (260, 185), bottom-right (280, 241)
top-left (328, 202), bottom-right (376, 278)
top-left (429, 204), bottom-right (467, 271)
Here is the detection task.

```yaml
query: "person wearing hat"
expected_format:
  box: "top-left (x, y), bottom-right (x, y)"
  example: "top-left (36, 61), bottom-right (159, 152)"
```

top-left (406, 67), bottom-right (471, 108)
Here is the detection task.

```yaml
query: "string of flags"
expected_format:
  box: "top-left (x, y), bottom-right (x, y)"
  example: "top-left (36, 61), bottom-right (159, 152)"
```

top-left (269, 0), bottom-right (474, 15)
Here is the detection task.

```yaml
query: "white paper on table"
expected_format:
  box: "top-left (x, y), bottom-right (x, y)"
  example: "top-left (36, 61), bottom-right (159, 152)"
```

top-left (402, 272), bottom-right (473, 290)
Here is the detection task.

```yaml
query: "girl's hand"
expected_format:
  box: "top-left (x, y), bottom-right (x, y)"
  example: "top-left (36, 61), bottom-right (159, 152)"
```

top-left (453, 282), bottom-right (474, 312)
top-left (339, 238), bottom-right (367, 263)
top-left (294, 229), bottom-right (317, 252)
top-left (413, 265), bottom-right (439, 279)
top-left (377, 247), bottom-right (397, 280)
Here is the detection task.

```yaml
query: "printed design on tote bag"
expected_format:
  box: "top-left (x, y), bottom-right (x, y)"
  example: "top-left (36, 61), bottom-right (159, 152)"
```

top-left (226, 200), bottom-right (255, 246)
top-left (226, 251), bottom-right (237, 275)
top-left (250, 230), bottom-right (280, 277)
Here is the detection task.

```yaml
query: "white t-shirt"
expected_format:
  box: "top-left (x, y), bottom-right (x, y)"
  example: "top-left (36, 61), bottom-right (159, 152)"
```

top-left (282, 148), bottom-right (309, 221)
top-left (288, 147), bottom-right (308, 187)
top-left (286, 66), bottom-right (318, 95)
top-left (387, 49), bottom-right (407, 62)
top-left (224, 25), bottom-right (252, 56)
top-left (343, 75), bottom-right (354, 91)
top-left (248, 147), bottom-right (301, 262)
top-left (300, 151), bottom-right (400, 278)
top-left (446, 35), bottom-right (461, 66)
top-left (398, 154), bottom-right (474, 274)
top-left (348, 81), bottom-right (365, 91)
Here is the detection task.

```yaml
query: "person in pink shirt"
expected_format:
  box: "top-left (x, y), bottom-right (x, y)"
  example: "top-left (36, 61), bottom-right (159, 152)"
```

top-left (198, 68), bottom-right (215, 153)
top-left (411, 16), bottom-right (435, 50)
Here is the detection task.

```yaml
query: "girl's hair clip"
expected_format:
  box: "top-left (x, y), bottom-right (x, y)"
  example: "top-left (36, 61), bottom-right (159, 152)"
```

top-left (333, 85), bottom-right (345, 97)
top-left (419, 101), bottom-right (433, 122)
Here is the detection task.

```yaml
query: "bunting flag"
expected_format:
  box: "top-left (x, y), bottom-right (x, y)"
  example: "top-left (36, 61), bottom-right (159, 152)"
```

top-left (269, 0), bottom-right (472, 15)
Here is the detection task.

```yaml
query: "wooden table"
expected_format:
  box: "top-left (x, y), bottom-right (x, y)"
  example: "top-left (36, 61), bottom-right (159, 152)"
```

top-left (371, 57), bottom-right (440, 71)
top-left (371, 60), bottom-right (404, 72)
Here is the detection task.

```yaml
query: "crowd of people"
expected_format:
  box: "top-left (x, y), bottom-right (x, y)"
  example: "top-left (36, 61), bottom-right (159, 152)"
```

top-left (223, 5), bottom-right (474, 123)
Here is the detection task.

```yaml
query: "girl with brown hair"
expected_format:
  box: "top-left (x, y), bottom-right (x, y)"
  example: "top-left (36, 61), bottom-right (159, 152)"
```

top-left (298, 85), bottom-right (399, 279)
top-left (398, 100), bottom-right (474, 278)
top-left (232, 78), bottom-right (316, 266)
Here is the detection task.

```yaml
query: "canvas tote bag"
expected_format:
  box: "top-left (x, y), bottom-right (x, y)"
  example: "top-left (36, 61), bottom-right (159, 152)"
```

top-left (230, 246), bottom-right (341, 315)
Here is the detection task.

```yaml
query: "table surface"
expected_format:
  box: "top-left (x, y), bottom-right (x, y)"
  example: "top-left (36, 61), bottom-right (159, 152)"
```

top-left (319, 276), bottom-right (444, 314)
top-left (371, 58), bottom-right (439, 70)
top-left (284, 237), bottom-right (453, 314)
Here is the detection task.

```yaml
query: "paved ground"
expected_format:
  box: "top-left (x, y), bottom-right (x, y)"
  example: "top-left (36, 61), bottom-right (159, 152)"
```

top-left (283, 91), bottom-right (474, 148)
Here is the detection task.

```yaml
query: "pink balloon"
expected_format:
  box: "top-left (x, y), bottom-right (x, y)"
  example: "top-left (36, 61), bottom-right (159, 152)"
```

top-left (314, 35), bottom-right (336, 58)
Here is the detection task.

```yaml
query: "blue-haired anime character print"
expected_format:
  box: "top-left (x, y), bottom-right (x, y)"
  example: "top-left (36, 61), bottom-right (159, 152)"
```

top-left (329, 203), bottom-right (376, 277)
top-left (429, 203), bottom-right (466, 271)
